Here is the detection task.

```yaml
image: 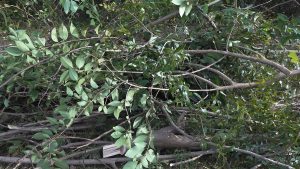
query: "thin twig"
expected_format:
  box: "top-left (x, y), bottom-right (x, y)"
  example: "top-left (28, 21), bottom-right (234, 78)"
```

top-left (169, 154), bottom-right (204, 167)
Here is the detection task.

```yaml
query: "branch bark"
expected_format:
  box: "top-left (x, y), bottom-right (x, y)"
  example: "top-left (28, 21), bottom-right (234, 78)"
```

top-left (186, 49), bottom-right (291, 75)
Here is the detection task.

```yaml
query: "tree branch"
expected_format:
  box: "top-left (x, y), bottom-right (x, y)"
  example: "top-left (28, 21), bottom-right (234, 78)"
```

top-left (186, 49), bottom-right (291, 75)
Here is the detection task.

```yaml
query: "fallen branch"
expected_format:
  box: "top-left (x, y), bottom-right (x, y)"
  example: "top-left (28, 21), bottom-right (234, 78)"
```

top-left (156, 100), bottom-right (295, 169)
top-left (0, 150), bottom-right (216, 165)
top-left (186, 49), bottom-right (291, 75)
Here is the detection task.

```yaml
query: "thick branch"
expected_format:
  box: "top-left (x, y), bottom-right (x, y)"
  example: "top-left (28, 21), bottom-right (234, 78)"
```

top-left (0, 150), bottom-right (216, 165)
top-left (156, 101), bottom-right (295, 169)
top-left (186, 50), bottom-right (291, 75)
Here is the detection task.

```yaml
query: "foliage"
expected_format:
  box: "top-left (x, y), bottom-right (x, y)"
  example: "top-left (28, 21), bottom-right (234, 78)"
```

top-left (0, 0), bottom-right (300, 169)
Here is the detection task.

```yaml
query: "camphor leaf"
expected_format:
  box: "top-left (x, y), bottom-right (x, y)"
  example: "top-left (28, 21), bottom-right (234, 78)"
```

top-left (125, 88), bottom-right (138, 107)
top-left (114, 106), bottom-right (123, 119)
top-left (90, 78), bottom-right (99, 89)
top-left (70, 22), bottom-right (79, 38)
top-left (76, 56), bottom-right (85, 69)
top-left (51, 28), bottom-right (58, 42)
top-left (288, 51), bottom-right (299, 64)
top-left (63, 0), bottom-right (71, 14)
top-left (69, 68), bottom-right (78, 81)
top-left (185, 4), bottom-right (193, 16)
top-left (123, 161), bottom-right (138, 169)
top-left (115, 136), bottom-right (126, 148)
top-left (53, 158), bottom-right (69, 169)
top-left (60, 70), bottom-right (69, 83)
top-left (77, 100), bottom-right (87, 107)
top-left (108, 100), bottom-right (122, 107)
top-left (8, 27), bottom-right (17, 37)
top-left (60, 56), bottom-right (73, 68)
top-left (133, 135), bottom-right (147, 143)
top-left (111, 131), bottom-right (123, 139)
top-left (59, 23), bottom-right (68, 40)
top-left (5, 47), bottom-right (23, 56)
top-left (70, 0), bottom-right (79, 13)
top-left (141, 157), bottom-right (149, 168)
top-left (140, 94), bottom-right (148, 107)
top-left (15, 41), bottom-right (30, 52)
top-left (37, 37), bottom-right (46, 46)
top-left (111, 89), bottom-right (119, 101)
top-left (179, 5), bottom-right (186, 17)
top-left (172, 0), bottom-right (185, 5)
top-left (66, 87), bottom-right (73, 96)
top-left (81, 91), bottom-right (88, 101)
top-left (32, 132), bottom-right (50, 140)
top-left (125, 145), bottom-right (144, 158)
top-left (113, 126), bottom-right (126, 132)
top-left (133, 117), bottom-right (143, 129)
top-left (145, 149), bottom-right (156, 163)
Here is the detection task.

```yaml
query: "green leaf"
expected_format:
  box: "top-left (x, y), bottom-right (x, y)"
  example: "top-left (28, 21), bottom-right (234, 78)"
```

top-left (111, 131), bottom-right (123, 139)
top-left (288, 51), bottom-right (299, 64)
top-left (133, 135), bottom-right (147, 143)
top-left (59, 23), bottom-right (68, 40)
top-left (90, 78), bottom-right (99, 89)
top-left (60, 70), bottom-right (69, 83)
top-left (123, 161), bottom-right (138, 169)
top-left (113, 126), bottom-right (126, 132)
top-left (75, 84), bottom-right (83, 94)
top-left (8, 27), bottom-right (17, 37)
top-left (37, 37), bottom-right (46, 46)
top-left (15, 41), bottom-right (30, 52)
top-left (70, 22), bottom-right (79, 38)
top-left (46, 117), bottom-right (59, 125)
top-left (66, 87), bottom-right (73, 96)
top-left (81, 91), bottom-right (88, 101)
top-left (53, 158), bottom-right (69, 169)
top-left (32, 132), bottom-right (50, 140)
top-left (125, 89), bottom-right (138, 107)
top-left (37, 159), bottom-right (51, 169)
top-left (141, 157), bottom-right (149, 168)
top-left (70, 0), bottom-right (79, 13)
top-left (77, 100), bottom-right (87, 107)
top-left (76, 56), bottom-right (85, 69)
top-left (5, 47), bottom-right (23, 56)
top-left (115, 136), bottom-right (126, 148)
top-left (140, 94), bottom-right (148, 107)
top-left (111, 89), bottom-right (119, 101)
top-left (114, 106), bottom-right (123, 119)
top-left (51, 28), bottom-right (58, 42)
top-left (48, 141), bottom-right (58, 153)
top-left (179, 5), bottom-right (186, 17)
top-left (125, 146), bottom-right (144, 158)
top-left (137, 126), bottom-right (149, 135)
top-left (69, 68), bottom-right (78, 81)
top-left (172, 0), bottom-right (185, 5)
top-left (145, 149), bottom-right (156, 162)
top-left (4, 99), bottom-right (9, 107)
top-left (133, 117), bottom-right (143, 129)
top-left (84, 63), bottom-right (93, 71)
top-left (185, 4), bottom-right (192, 16)
top-left (60, 56), bottom-right (73, 68)
top-left (63, 0), bottom-right (71, 14)
top-left (68, 107), bottom-right (77, 119)
top-left (108, 100), bottom-right (122, 107)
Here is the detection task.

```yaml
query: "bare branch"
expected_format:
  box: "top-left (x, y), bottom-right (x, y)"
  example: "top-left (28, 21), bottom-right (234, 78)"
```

top-left (0, 150), bottom-right (216, 165)
top-left (186, 63), bottom-right (236, 84)
top-left (186, 50), bottom-right (291, 75)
